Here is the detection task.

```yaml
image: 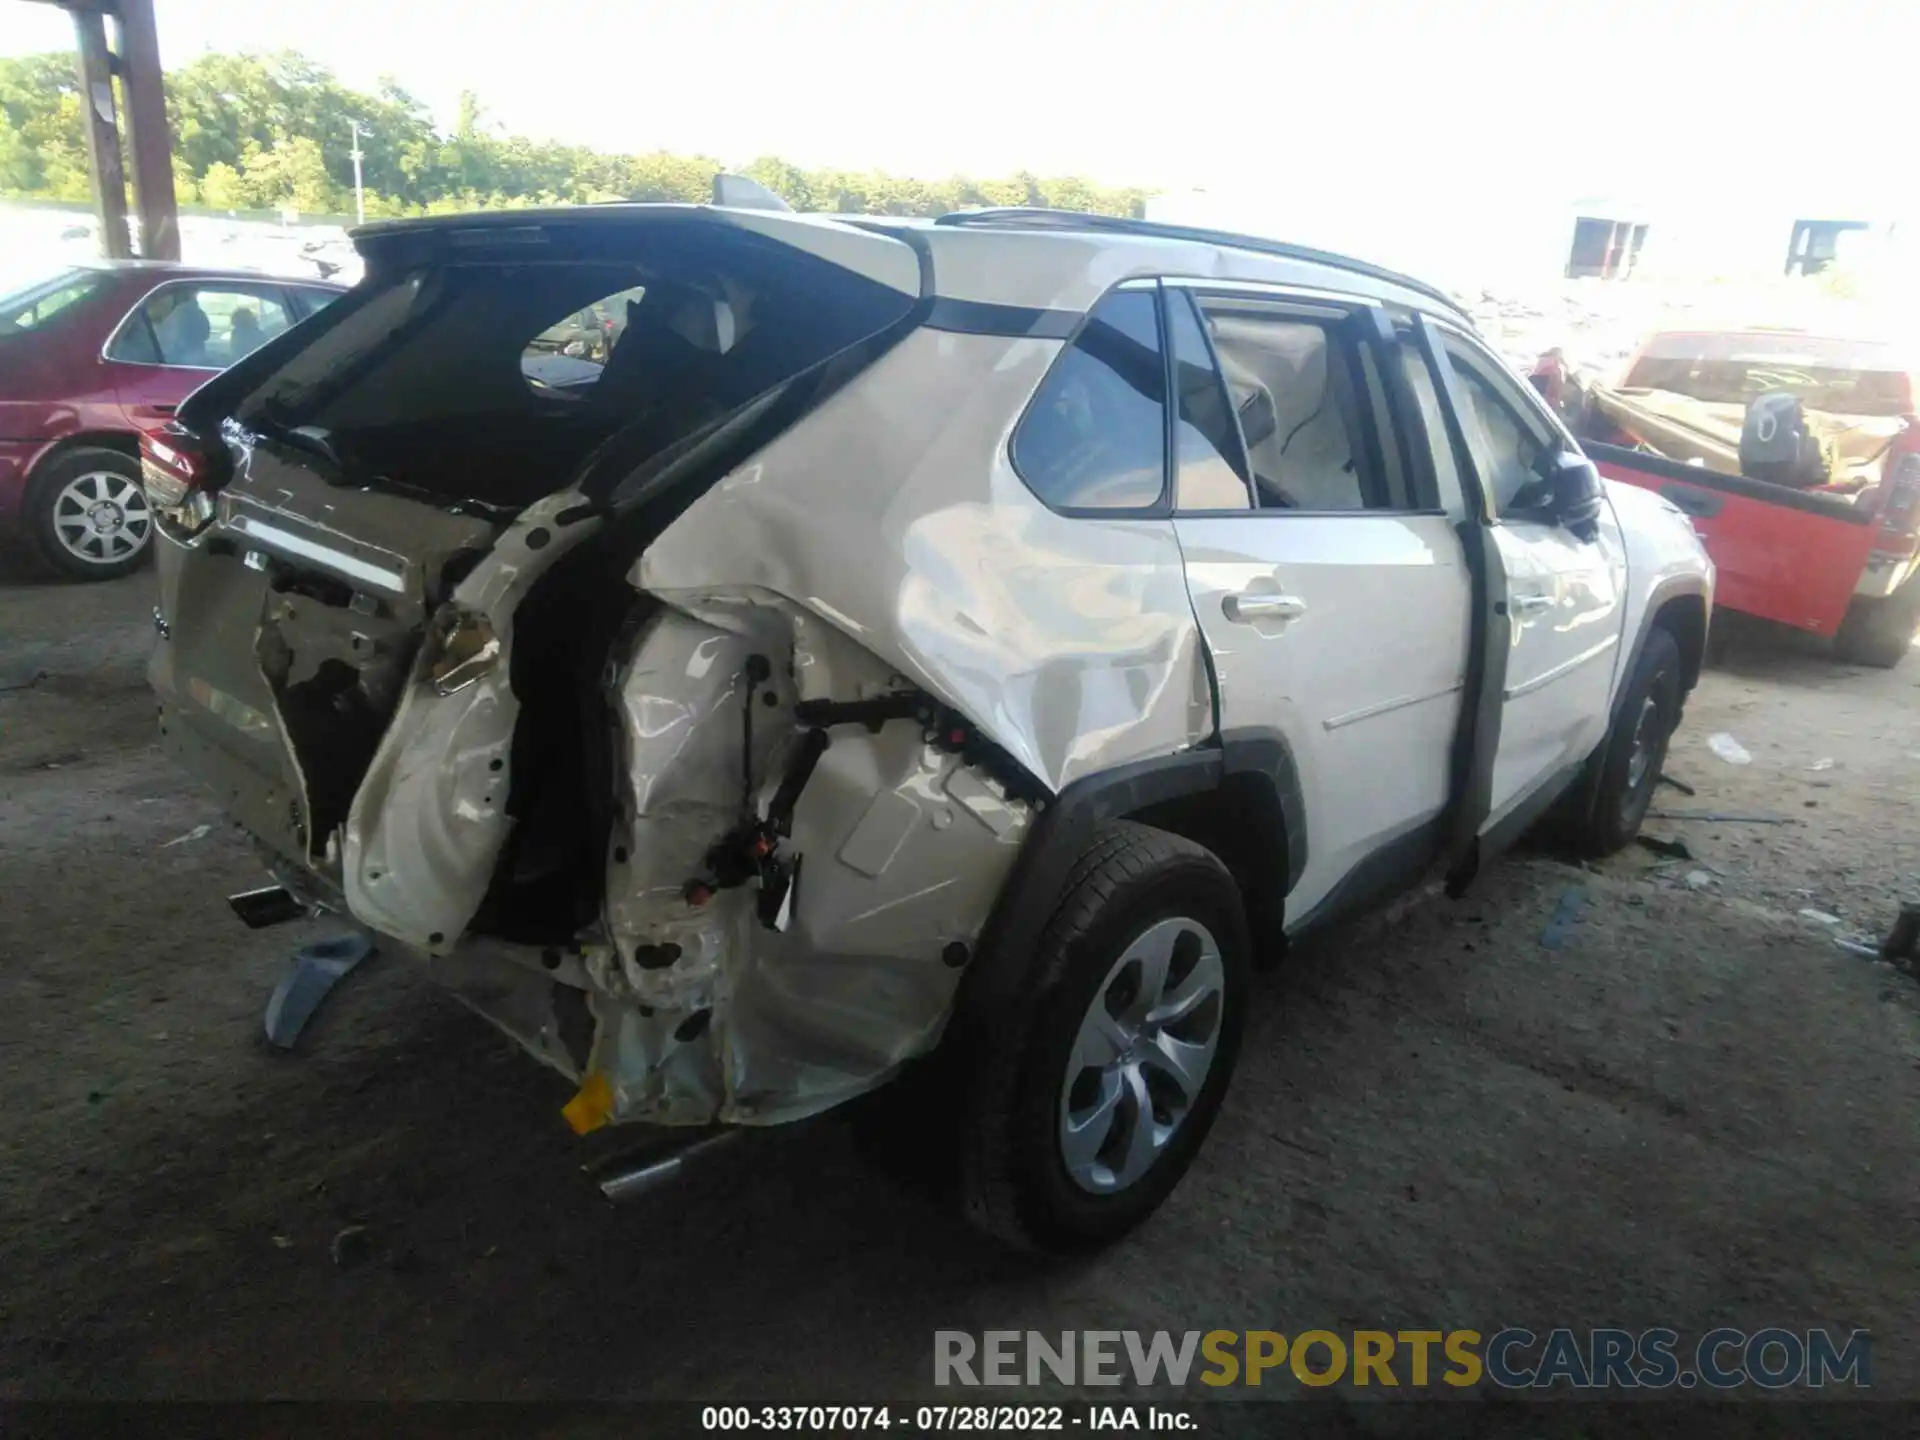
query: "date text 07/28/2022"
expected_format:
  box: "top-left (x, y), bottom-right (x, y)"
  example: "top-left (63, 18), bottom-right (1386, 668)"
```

top-left (700, 1404), bottom-right (1193, 1431)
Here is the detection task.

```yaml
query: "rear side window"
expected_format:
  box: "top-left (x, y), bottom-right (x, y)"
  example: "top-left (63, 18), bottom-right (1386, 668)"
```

top-left (290, 286), bottom-right (343, 321)
top-left (1013, 289), bottom-right (1166, 510)
top-left (109, 284), bottom-right (292, 368)
top-left (1197, 302), bottom-right (1395, 512)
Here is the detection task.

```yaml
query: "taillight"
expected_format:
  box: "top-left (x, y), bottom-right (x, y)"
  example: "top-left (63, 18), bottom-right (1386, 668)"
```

top-left (140, 425), bottom-right (229, 532)
top-left (1872, 423), bottom-right (1920, 556)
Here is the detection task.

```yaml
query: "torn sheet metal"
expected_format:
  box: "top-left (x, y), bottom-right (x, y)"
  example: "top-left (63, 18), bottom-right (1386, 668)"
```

top-left (421, 936), bottom-right (597, 1080)
top-left (151, 441), bottom-right (499, 870)
top-left (344, 490), bottom-right (603, 952)
top-left (584, 590), bottom-right (1033, 1126)
top-left (637, 328), bottom-right (1212, 795)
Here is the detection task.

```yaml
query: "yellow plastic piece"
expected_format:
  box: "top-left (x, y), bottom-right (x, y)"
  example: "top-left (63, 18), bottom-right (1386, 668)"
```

top-left (562, 1072), bottom-right (614, 1135)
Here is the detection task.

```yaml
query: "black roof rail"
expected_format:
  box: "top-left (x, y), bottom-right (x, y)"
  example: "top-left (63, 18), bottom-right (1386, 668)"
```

top-left (933, 208), bottom-right (1464, 314)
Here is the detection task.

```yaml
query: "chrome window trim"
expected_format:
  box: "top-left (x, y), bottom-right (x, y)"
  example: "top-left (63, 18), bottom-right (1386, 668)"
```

top-left (98, 277), bottom-right (296, 372)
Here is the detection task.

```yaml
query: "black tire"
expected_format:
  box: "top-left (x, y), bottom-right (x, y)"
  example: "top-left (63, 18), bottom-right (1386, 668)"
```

top-left (1834, 593), bottom-right (1918, 669)
top-left (24, 445), bottom-right (153, 581)
top-left (1581, 626), bottom-right (1683, 856)
top-left (957, 820), bottom-right (1250, 1253)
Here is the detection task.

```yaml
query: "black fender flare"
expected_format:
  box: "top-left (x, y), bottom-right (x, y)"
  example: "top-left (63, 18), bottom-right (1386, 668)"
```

top-left (1564, 575), bottom-right (1713, 828)
top-left (952, 730), bottom-right (1306, 1031)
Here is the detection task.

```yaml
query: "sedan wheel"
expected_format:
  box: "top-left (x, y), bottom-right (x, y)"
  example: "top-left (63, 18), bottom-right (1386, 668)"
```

top-left (27, 448), bottom-right (155, 581)
top-left (52, 468), bottom-right (152, 568)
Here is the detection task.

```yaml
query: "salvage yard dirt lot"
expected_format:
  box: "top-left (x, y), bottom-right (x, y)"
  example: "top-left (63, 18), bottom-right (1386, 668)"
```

top-left (2, 559), bottom-right (1918, 1425)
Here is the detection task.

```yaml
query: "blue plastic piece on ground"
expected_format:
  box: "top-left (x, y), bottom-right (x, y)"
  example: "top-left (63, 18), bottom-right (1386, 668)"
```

top-left (263, 933), bottom-right (376, 1050)
top-left (1539, 887), bottom-right (1589, 950)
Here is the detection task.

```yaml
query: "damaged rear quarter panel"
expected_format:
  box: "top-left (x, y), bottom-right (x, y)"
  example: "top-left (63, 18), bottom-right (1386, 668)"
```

top-left (592, 594), bottom-right (1033, 1125)
top-left (566, 326), bottom-right (1209, 1127)
top-left (635, 328), bottom-right (1212, 796)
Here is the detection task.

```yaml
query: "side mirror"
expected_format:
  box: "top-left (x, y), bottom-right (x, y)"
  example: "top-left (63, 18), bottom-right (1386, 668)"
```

top-left (1547, 449), bottom-right (1604, 541)
top-left (1513, 449), bottom-right (1603, 541)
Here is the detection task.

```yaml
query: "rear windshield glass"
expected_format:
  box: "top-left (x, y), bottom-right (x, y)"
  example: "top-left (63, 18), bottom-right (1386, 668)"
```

top-left (233, 237), bottom-right (913, 510)
top-left (1623, 332), bottom-right (1914, 416)
top-left (0, 268), bottom-right (115, 335)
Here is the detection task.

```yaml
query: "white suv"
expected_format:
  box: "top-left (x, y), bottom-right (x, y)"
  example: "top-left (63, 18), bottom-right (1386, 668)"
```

top-left (144, 196), bottom-right (1713, 1251)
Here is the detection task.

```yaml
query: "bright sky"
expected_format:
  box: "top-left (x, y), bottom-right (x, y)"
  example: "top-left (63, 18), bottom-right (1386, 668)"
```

top-left (3, 0), bottom-right (1913, 208)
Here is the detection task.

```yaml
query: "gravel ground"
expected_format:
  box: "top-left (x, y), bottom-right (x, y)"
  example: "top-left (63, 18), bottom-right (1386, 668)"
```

top-left (1, 556), bottom-right (1917, 1429)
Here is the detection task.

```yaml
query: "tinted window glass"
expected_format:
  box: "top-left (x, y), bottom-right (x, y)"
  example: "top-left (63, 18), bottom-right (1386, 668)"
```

top-left (1013, 288), bottom-right (1166, 510)
top-left (1398, 346), bottom-right (1467, 514)
top-left (111, 285), bottom-right (291, 368)
top-left (1444, 340), bottom-right (1550, 513)
top-left (1357, 339), bottom-right (1411, 508)
top-left (521, 284), bottom-right (649, 395)
top-left (1168, 289), bottom-right (1251, 511)
top-left (292, 286), bottom-right (343, 321)
top-left (0, 269), bottom-right (113, 333)
top-left (1198, 303), bottom-right (1387, 511)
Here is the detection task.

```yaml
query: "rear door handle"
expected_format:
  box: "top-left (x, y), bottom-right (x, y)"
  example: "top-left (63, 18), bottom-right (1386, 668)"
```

top-left (1511, 593), bottom-right (1553, 615)
top-left (1224, 592), bottom-right (1307, 624)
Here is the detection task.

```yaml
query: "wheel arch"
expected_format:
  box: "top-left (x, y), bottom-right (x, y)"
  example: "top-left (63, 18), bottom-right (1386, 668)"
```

top-left (1562, 578), bottom-right (1711, 833)
top-left (1651, 590), bottom-right (1709, 695)
top-left (955, 730), bottom-right (1307, 1033)
top-left (28, 430), bottom-right (141, 479)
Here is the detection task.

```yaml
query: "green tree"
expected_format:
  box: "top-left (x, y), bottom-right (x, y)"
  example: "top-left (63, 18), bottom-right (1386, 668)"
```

top-left (198, 160), bottom-right (245, 210)
top-left (0, 47), bottom-right (1154, 222)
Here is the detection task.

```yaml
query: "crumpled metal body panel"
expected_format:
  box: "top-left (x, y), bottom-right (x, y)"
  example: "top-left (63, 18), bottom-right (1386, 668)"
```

top-left (343, 491), bottom-right (603, 952)
top-left (588, 590), bottom-right (1032, 1125)
top-left (150, 441), bottom-right (498, 869)
top-left (638, 329), bottom-right (1212, 795)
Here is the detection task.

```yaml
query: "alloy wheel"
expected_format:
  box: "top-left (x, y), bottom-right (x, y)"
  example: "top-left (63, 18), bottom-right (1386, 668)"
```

top-left (1058, 915), bottom-right (1226, 1195)
top-left (51, 469), bottom-right (151, 566)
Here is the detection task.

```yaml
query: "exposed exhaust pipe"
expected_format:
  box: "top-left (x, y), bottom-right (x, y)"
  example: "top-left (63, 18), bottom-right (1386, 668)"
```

top-left (594, 1129), bottom-right (738, 1203)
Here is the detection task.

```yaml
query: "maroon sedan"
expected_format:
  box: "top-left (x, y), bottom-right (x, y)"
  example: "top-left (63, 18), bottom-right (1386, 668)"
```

top-left (0, 261), bottom-right (344, 579)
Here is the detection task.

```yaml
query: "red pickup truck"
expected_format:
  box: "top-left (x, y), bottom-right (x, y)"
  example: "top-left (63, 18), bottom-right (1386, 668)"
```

top-left (1558, 330), bottom-right (1920, 668)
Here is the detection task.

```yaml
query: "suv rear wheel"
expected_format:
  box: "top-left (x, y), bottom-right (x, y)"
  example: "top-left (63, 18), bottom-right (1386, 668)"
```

top-left (26, 446), bottom-right (153, 581)
top-left (958, 821), bottom-right (1249, 1252)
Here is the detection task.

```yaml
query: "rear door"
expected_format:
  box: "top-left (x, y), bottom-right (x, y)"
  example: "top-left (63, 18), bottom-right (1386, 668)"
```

top-left (1168, 282), bottom-right (1471, 928)
top-left (1423, 327), bottom-right (1626, 824)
